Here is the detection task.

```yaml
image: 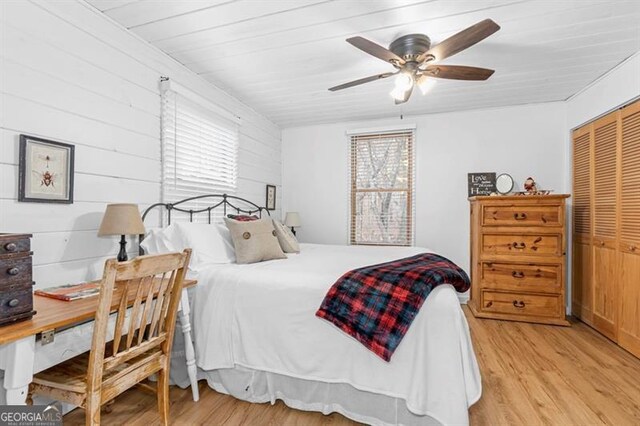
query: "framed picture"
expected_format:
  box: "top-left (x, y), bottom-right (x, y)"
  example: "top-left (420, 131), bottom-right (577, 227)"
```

top-left (265, 184), bottom-right (276, 211)
top-left (19, 135), bottom-right (75, 204)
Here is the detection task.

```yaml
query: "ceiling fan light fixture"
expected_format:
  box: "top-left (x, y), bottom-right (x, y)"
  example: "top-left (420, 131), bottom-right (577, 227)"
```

top-left (390, 86), bottom-right (409, 101)
top-left (417, 77), bottom-right (436, 95)
top-left (394, 72), bottom-right (414, 91)
top-left (329, 19), bottom-right (500, 104)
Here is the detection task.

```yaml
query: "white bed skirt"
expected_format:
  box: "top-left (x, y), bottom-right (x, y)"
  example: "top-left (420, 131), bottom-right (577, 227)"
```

top-left (171, 361), bottom-right (442, 426)
top-left (169, 323), bottom-right (443, 426)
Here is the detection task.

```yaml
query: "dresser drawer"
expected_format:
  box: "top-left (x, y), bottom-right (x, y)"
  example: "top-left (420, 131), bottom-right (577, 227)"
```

top-left (482, 233), bottom-right (562, 257)
top-left (0, 255), bottom-right (33, 287)
top-left (482, 205), bottom-right (562, 227)
top-left (481, 291), bottom-right (561, 318)
top-left (481, 262), bottom-right (561, 293)
top-left (0, 288), bottom-right (33, 319)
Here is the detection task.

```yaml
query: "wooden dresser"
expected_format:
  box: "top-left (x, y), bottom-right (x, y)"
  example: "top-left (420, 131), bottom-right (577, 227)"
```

top-left (468, 195), bottom-right (570, 326)
top-left (0, 233), bottom-right (36, 325)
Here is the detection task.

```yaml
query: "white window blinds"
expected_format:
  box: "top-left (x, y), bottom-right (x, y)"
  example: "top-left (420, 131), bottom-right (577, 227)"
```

top-left (161, 80), bottom-right (239, 221)
top-left (350, 130), bottom-right (415, 246)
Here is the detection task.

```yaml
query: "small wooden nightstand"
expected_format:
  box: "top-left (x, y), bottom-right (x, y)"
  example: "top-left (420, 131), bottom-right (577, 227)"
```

top-left (0, 278), bottom-right (199, 404)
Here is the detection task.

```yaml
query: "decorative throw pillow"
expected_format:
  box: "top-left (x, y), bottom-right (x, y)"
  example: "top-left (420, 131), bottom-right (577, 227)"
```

top-left (272, 220), bottom-right (300, 253)
top-left (224, 217), bottom-right (286, 264)
top-left (227, 214), bottom-right (259, 222)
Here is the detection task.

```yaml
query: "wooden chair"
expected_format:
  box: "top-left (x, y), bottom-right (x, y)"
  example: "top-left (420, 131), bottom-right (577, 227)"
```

top-left (29, 249), bottom-right (192, 426)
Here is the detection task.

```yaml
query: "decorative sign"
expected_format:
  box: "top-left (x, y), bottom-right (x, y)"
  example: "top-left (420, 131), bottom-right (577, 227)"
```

top-left (468, 172), bottom-right (496, 197)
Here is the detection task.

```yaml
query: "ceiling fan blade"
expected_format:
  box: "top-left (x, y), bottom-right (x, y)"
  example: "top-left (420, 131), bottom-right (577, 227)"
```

top-left (425, 65), bottom-right (495, 80)
top-left (347, 36), bottom-right (405, 65)
top-left (328, 72), bottom-right (396, 91)
top-left (394, 85), bottom-right (413, 105)
top-left (419, 19), bottom-right (500, 62)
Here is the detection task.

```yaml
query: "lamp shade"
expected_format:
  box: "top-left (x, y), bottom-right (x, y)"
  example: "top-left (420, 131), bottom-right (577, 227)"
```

top-left (98, 204), bottom-right (145, 236)
top-left (284, 212), bottom-right (301, 227)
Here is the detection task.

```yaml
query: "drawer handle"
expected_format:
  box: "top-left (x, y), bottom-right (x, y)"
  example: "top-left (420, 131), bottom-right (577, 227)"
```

top-left (630, 245), bottom-right (637, 252)
top-left (514, 212), bottom-right (527, 220)
top-left (512, 271), bottom-right (525, 279)
top-left (485, 301), bottom-right (493, 308)
top-left (511, 242), bottom-right (526, 250)
top-left (8, 299), bottom-right (19, 308)
top-left (4, 242), bottom-right (17, 252)
top-left (7, 267), bottom-right (20, 276)
top-left (513, 300), bottom-right (525, 309)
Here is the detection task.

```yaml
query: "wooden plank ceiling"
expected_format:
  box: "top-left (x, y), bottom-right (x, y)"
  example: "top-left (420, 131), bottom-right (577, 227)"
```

top-left (88, 0), bottom-right (640, 127)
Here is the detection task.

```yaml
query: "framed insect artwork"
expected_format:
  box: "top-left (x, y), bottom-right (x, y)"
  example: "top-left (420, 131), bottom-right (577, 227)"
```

top-left (265, 184), bottom-right (276, 211)
top-left (19, 135), bottom-right (75, 204)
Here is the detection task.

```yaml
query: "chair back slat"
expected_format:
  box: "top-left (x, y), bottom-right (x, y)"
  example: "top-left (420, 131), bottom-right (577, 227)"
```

top-left (148, 271), bottom-right (172, 338)
top-left (125, 278), bottom-right (145, 351)
top-left (158, 282), bottom-right (174, 334)
top-left (111, 279), bottom-right (129, 356)
top-left (86, 250), bottom-right (191, 394)
top-left (137, 274), bottom-right (159, 346)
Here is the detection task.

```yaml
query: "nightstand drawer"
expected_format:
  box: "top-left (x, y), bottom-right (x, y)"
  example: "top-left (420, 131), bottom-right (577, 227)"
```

top-left (482, 205), bottom-right (562, 227)
top-left (482, 233), bottom-right (562, 257)
top-left (481, 262), bottom-right (561, 293)
top-left (481, 290), bottom-right (561, 318)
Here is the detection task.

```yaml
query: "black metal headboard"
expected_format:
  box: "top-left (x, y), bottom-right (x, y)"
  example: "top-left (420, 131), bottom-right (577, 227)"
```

top-left (139, 193), bottom-right (270, 255)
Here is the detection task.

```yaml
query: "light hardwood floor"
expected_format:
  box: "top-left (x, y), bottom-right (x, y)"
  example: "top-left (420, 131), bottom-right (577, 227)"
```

top-left (64, 307), bottom-right (640, 425)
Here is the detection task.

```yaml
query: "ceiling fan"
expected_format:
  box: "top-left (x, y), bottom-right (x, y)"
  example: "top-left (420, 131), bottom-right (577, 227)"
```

top-left (328, 19), bottom-right (500, 104)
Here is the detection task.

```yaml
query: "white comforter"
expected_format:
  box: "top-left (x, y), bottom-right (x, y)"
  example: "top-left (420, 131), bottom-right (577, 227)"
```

top-left (190, 243), bottom-right (481, 425)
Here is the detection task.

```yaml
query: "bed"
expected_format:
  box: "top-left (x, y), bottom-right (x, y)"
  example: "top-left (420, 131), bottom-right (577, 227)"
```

top-left (141, 195), bottom-right (481, 426)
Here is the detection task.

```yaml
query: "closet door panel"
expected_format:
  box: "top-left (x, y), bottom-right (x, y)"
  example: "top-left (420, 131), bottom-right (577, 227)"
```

top-left (592, 244), bottom-right (617, 339)
top-left (571, 125), bottom-right (593, 322)
top-left (592, 113), bottom-right (618, 339)
top-left (619, 251), bottom-right (640, 357)
top-left (619, 100), bottom-right (640, 357)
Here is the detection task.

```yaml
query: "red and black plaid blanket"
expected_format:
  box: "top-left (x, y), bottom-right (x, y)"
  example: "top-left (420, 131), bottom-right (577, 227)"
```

top-left (316, 253), bottom-right (470, 361)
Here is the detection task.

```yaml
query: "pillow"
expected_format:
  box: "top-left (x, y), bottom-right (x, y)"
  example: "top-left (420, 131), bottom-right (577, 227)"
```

top-left (272, 219), bottom-right (300, 253)
top-left (174, 222), bottom-right (235, 267)
top-left (215, 223), bottom-right (236, 261)
top-left (140, 224), bottom-right (181, 254)
top-left (224, 217), bottom-right (286, 264)
top-left (226, 214), bottom-right (259, 222)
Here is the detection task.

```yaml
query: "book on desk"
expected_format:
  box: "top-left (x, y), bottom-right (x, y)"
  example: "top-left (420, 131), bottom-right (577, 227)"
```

top-left (34, 282), bottom-right (100, 301)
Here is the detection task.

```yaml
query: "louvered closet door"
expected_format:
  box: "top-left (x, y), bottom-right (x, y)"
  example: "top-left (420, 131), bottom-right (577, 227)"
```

top-left (619, 100), bottom-right (640, 357)
top-left (572, 125), bottom-right (594, 324)
top-left (592, 112), bottom-right (619, 340)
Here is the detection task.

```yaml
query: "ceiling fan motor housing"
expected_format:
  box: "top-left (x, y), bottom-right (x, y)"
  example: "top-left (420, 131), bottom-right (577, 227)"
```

top-left (389, 34), bottom-right (431, 62)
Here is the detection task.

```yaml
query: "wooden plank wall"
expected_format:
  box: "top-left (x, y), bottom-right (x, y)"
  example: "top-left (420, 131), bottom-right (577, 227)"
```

top-left (0, 0), bottom-right (282, 288)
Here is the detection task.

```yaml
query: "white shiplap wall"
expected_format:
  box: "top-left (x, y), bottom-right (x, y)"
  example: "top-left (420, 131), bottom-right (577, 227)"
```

top-left (0, 0), bottom-right (281, 289)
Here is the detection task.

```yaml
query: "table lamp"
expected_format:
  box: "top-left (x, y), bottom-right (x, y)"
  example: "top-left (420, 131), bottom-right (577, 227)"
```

top-left (98, 203), bottom-right (145, 262)
top-left (284, 212), bottom-right (301, 236)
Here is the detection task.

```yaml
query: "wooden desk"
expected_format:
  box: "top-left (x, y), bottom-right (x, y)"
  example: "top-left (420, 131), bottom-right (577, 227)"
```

top-left (0, 278), bottom-right (199, 405)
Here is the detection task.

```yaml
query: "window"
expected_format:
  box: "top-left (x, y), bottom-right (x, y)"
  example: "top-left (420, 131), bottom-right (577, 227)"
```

top-left (161, 79), bottom-right (239, 222)
top-left (350, 129), bottom-right (415, 246)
